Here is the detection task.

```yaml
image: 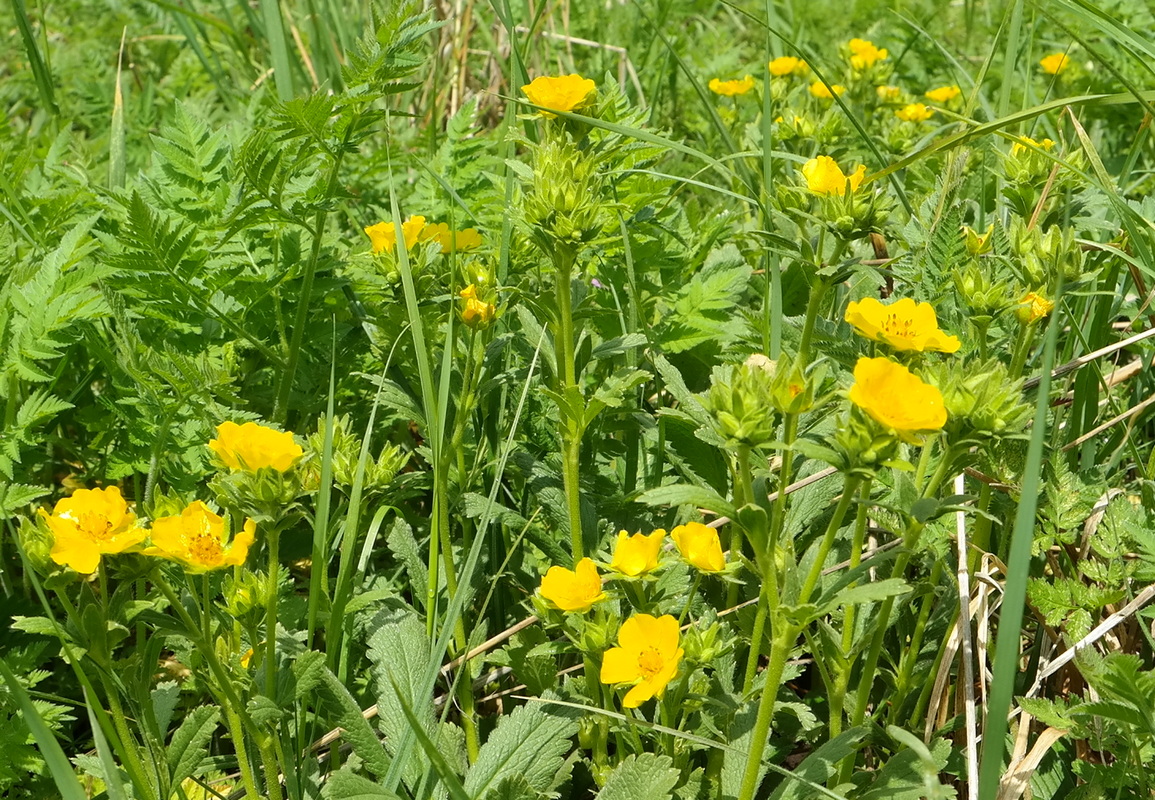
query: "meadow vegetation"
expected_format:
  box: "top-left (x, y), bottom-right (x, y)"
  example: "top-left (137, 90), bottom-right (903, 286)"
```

top-left (4, 0), bottom-right (1155, 798)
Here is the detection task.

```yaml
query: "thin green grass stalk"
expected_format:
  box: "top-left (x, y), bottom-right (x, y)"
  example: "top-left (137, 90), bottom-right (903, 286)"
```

top-left (306, 342), bottom-right (337, 647)
top-left (272, 147), bottom-right (346, 424)
top-left (0, 655), bottom-right (87, 800)
top-left (10, 0), bottom-right (58, 115)
top-left (384, 329), bottom-right (544, 795)
top-left (329, 369), bottom-right (386, 677)
top-left (977, 275), bottom-right (1064, 800)
top-left (259, 0), bottom-right (296, 101)
top-left (84, 689), bottom-right (130, 800)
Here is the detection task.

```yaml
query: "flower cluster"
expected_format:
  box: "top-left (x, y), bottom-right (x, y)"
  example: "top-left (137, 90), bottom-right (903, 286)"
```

top-left (364, 216), bottom-right (483, 256)
top-left (38, 421), bottom-right (302, 575)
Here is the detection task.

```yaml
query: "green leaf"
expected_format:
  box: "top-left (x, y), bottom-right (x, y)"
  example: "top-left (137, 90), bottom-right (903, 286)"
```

top-left (637, 484), bottom-right (737, 519)
top-left (317, 663), bottom-right (392, 779)
top-left (166, 705), bottom-right (219, 789)
top-left (769, 728), bottom-right (867, 800)
top-left (462, 700), bottom-right (578, 798)
top-left (817, 578), bottom-right (912, 618)
top-left (366, 603), bottom-right (441, 791)
top-left (597, 753), bottom-right (679, 800)
top-left (859, 729), bottom-right (951, 800)
top-left (322, 767), bottom-right (403, 799)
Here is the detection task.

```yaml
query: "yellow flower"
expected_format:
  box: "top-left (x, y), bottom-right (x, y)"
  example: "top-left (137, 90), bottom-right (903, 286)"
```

top-left (1011, 136), bottom-right (1055, 157)
top-left (41, 486), bottom-right (147, 574)
top-left (809, 81), bottom-right (846, 99)
top-left (768, 56), bottom-right (807, 77)
top-left (240, 648), bottom-right (254, 669)
top-left (1039, 53), bottom-right (1070, 75)
top-left (208, 421), bottom-right (303, 472)
top-left (848, 38), bottom-right (889, 70)
top-left (521, 74), bottom-right (597, 118)
top-left (600, 613), bottom-right (683, 708)
top-left (459, 284), bottom-right (496, 327)
top-left (801, 156), bottom-right (867, 196)
top-left (925, 85), bottom-right (960, 103)
top-left (895, 103), bottom-right (934, 122)
top-left (708, 76), bottom-right (755, 97)
top-left (671, 522), bottom-right (725, 573)
top-left (539, 557), bottom-right (606, 612)
top-left (844, 297), bottom-right (961, 354)
top-left (442, 227), bottom-right (482, 254)
top-left (363, 216), bottom-right (427, 254)
top-left (848, 357), bottom-right (947, 441)
top-left (1017, 292), bottom-right (1054, 324)
top-left (609, 529), bottom-right (665, 577)
top-left (876, 85), bottom-right (901, 102)
top-left (147, 501), bottom-right (256, 573)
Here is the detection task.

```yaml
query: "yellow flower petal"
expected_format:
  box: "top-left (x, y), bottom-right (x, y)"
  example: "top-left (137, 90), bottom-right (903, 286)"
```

top-left (844, 297), bottom-right (960, 354)
top-left (809, 82), bottom-right (846, 99)
top-left (599, 647), bottom-right (638, 685)
top-left (41, 486), bottom-right (145, 574)
top-left (924, 85), bottom-right (960, 103)
top-left (671, 522), bottom-right (726, 572)
top-left (848, 357), bottom-right (947, 441)
top-left (895, 103), bottom-right (934, 122)
top-left (708, 75), bottom-right (755, 97)
top-left (539, 557), bottom-right (605, 612)
top-left (601, 613), bottom-right (683, 708)
top-left (768, 56), bottom-right (807, 77)
top-left (208, 421), bottom-right (303, 472)
top-left (1039, 53), bottom-right (1070, 75)
top-left (521, 74), bottom-right (597, 118)
top-left (801, 156), bottom-right (866, 196)
top-left (148, 501), bottom-right (256, 573)
top-left (609, 530), bottom-right (665, 577)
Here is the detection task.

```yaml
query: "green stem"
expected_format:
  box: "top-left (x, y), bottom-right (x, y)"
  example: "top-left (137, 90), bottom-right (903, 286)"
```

top-left (257, 733), bottom-right (284, 800)
top-left (265, 524), bottom-right (280, 700)
top-left (889, 559), bottom-right (944, 725)
top-left (272, 129), bottom-right (354, 424)
top-left (100, 675), bottom-right (156, 800)
top-left (841, 445), bottom-right (956, 779)
top-left (679, 573), bottom-right (703, 625)
top-left (742, 587), bottom-right (769, 693)
top-left (728, 445), bottom-right (754, 608)
top-left (554, 247), bottom-right (584, 562)
top-left (1008, 322), bottom-right (1036, 378)
top-left (798, 476), bottom-right (861, 607)
top-left (767, 413), bottom-right (799, 564)
top-left (736, 620), bottom-right (796, 800)
top-left (223, 701), bottom-right (262, 800)
top-left (152, 573), bottom-right (262, 797)
top-left (830, 478), bottom-right (872, 738)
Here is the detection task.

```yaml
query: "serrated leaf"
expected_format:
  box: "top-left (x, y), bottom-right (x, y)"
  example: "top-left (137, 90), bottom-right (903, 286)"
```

top-left (597, 753), bottom-right (679, 800)
top-left (366, 603), bottom-right (437, 791)
top-left (166, 705), bottom-right (219, 788)
top-left (322, 767), bottom-right (402, 799)
top-left (318, 662), bottom-right (392, 779)
top-left (638, 483), bottom-right (737, 519)
top-left (462, 700), bottom-right (578, 798)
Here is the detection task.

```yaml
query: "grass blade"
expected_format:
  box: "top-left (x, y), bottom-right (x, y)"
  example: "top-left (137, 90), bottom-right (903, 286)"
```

top-left (0, 655), bottom-right (87, 800)
top-left (10, 0), bottom-right (58, 114)
top-left (976, 275), bottom-right (1065, 799)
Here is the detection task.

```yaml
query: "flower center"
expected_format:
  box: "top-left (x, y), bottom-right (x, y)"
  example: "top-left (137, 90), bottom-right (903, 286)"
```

top-left (76, 512), bottom-right (114, 543)
top-left (637, 646), bottom-right (664, 680)
top-left (880, 312), bottom-right (916, 340)
top-left (187, 534), bottom-right (224, 567)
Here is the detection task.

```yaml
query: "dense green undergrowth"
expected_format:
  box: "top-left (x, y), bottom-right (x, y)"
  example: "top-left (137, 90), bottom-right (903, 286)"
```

top-left (4, 0), bottom-right (1155, 798)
